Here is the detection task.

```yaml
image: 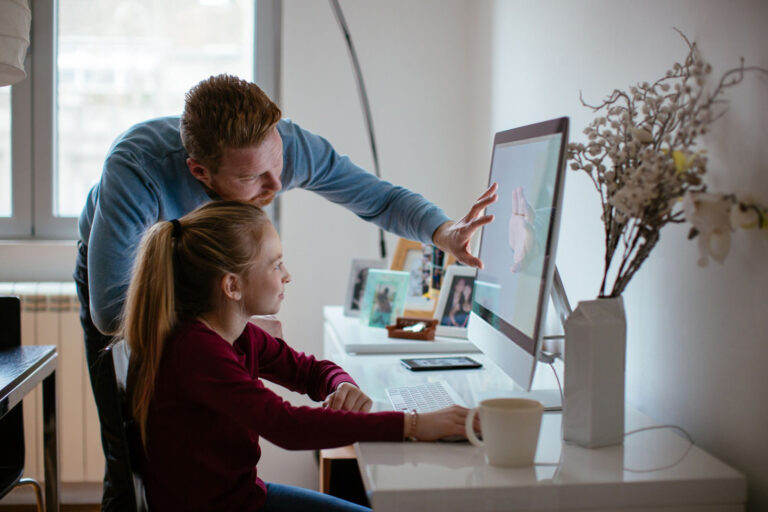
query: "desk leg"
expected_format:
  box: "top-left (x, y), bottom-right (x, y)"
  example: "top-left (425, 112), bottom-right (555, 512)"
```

top-left (319, 445), bottom-right (357, 495)
top-left (42, 371), bottom-right (60, 512)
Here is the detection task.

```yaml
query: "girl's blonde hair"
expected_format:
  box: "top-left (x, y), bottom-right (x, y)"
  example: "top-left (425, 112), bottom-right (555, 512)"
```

top-left (120, 201), bottom-right (271, 444)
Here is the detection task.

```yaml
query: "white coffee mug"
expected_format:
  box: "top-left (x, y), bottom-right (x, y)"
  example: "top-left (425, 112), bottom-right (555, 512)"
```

top-left (465, 398), bottom-right (544, 467)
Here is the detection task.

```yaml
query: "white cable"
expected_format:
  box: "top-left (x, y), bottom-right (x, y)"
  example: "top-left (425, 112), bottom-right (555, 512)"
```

top-left (544, 365), bottom-right (695, 474)
top-left (536, 361), bottom-right (565, 477)
top-left (622, 424), bottom-right (695, 473)
top-left (624, 424), bottom-right (694, 443)
top-left (329, 0), bottom-right (387, 258)
top-left (546, 361), bottom-right (564, 409)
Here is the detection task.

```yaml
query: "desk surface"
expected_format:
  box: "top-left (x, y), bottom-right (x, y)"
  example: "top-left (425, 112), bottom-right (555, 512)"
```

top-left (323, 318), bottom-right (746, 512)
top-left (324, 306), bottom-right (478, 354)
top-left (355, 408), bottom-right (745, 511)
top-left (0, 345), bottom-right (57, 417)
top-left (0, 344), bottom-right (60, 512)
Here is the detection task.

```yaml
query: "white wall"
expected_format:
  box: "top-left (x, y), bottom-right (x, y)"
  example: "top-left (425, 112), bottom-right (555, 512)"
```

top-left (0, 242), bottom-right (76, 281)
top-left (490, 0), bottom-right (768, 509)
top-left (280, 0), bottom-right (493, 354)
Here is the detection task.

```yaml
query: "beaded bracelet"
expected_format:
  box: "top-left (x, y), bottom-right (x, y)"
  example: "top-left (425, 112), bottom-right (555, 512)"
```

top-left (407, 410), bottom-right (418, 441)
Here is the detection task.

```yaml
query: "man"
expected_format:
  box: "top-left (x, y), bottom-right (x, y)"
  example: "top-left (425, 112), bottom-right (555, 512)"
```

top-left (75, 74), bottom-right (496, 510)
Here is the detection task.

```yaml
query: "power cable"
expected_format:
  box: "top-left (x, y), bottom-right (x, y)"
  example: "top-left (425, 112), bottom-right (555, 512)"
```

top-left (329, 0), bottom-right (387, 258)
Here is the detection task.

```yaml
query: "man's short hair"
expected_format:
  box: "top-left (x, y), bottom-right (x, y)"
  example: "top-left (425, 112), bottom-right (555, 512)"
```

top-left (180, 74), bottom-right (282, 171)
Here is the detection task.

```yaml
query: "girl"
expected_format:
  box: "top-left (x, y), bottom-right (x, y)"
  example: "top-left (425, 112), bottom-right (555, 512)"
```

top-left (121, 201), bottom-right (470, 512)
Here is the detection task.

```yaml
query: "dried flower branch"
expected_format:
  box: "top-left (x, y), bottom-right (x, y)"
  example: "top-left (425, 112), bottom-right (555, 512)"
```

top-left (568, 29), bottom-right (768, 297)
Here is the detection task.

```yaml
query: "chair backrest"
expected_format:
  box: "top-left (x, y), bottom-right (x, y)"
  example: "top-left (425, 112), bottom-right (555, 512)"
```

top-left (0, 296), bottom-right (26, 498)
top-left (0, 296), bottom-right (21, 351)
top-left (105, 339), bottom-right (149, 512)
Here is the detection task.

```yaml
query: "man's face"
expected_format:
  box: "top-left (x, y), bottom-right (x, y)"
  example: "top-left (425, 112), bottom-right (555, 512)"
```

top-left (188, 128), bottom-right (283, 206)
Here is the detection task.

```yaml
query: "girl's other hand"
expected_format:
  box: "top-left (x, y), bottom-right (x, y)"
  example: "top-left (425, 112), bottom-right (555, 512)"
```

top-left (249, 315), bottom-right (283, 339)
top-left (323, 382), bottom-right (373, 412)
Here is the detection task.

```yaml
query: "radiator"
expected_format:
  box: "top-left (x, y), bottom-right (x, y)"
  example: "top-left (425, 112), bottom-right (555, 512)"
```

top-left (0, 282), bottom-right (104, 484)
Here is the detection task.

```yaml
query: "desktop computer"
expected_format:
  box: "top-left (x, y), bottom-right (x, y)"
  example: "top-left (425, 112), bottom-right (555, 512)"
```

top-left (385, 117), bottom-right (570, 415)
top-left (469, 117), bottom-right (570, 400)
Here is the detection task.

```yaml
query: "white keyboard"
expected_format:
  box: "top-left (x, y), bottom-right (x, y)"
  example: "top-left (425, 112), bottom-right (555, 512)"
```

top-left (385, 380), bottom-right (466, 413)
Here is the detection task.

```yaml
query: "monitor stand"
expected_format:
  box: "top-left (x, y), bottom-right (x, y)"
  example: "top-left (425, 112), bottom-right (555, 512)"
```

top-left (550, 266), bottom-right (573, 332)
top-left (473, 268), bottom-right (571, 411)
top-left (541, 266), bottom-right (572, 359)
top-left (520, 267), bottom-right (571, 411)
top-left (503, 388), bottom-right (563, 411)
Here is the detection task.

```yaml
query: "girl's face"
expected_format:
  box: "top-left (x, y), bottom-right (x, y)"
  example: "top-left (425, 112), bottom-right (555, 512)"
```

top-left (240, 224), bottom-right (291, 316)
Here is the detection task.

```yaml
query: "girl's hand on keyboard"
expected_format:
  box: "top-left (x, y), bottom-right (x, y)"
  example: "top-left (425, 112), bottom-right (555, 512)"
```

top-left (323, 382), bottom-right (373, 412)
top-left (414, 405), bottom-right (479, 441)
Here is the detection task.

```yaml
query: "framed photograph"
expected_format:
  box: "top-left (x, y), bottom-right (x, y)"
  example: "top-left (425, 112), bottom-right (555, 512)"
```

top-left (427, 247), bottom-right (458, 292)
top-left (390, 238), bottom-right (423, 271)
top-left (391, 238), bottom-right (434, 317)
top-left (434, 265), bottom-right (477, 338)
top-left (344, 258), bottom-right (388, 317)
top-left (359, 269), bottom-right (410, 329)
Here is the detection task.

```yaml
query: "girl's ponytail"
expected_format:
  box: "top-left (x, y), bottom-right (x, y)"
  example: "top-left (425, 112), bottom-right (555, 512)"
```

top-left (122, 221), bottom-right (177, 446)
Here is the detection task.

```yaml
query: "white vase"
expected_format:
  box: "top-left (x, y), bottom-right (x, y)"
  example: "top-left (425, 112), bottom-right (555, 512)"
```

top-left (562, 296), bottom-right (626, 448)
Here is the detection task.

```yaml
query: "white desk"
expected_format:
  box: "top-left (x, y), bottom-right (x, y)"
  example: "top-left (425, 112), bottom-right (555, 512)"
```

top-left (323, 309), bottom-right (747, 512)
top-left (323, 306), bottom-right (478, 354)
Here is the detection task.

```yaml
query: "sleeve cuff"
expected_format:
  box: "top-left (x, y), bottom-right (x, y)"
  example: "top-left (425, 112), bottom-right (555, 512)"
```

top-left (419, 208), bottom-right (451, 245)
top-left (329, 374), bottom-right (358, 395)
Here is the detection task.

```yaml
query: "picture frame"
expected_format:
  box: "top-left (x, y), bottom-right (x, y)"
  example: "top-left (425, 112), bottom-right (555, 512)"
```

top-left (344, 258), bottom-right (388, 317)
top-left (428, 249), bottom-right (457, 292)
top-left (359, 269), bottom-right (410, 329)
top-left (390, 238), bottom-right (435, 317)
top-left (434, 265), bottom-right (477, 338)
top-left (390, 238), bottom-right (424, 271)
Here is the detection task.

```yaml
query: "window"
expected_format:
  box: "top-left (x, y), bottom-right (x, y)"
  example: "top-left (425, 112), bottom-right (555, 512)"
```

top-left (0, 89), bottom-right (10, 217)
top-left (0, 0), bottom-right (280, 239)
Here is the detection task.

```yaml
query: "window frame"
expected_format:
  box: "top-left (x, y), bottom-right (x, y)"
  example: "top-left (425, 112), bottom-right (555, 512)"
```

top-left (2, 61), bottom-right (32, 237)
top-left (1, 0), bottom-right (282, 240)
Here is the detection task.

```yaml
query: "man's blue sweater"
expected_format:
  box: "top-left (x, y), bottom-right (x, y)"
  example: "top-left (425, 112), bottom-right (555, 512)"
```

top-left (78, 116), bottom-right (448, 333)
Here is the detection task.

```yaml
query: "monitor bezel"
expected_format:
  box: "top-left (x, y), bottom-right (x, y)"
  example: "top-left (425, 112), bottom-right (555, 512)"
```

top-left (470, 116), bottom-right (569, 391)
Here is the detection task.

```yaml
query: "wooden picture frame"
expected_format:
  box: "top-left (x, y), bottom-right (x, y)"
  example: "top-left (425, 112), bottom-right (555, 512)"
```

top-left (390, 238), bottom-right (424, 271)
top-left (434, 265), bottom-right (476, 338)
top-left (343, 258), bottom-right (388, 317)
top-left (391, 238), bottom-right (435, 318)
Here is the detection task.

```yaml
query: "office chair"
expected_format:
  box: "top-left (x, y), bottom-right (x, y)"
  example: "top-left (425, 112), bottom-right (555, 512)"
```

top-left (0, 296), bottom-right (44, 512)
top-left (104, 339), bottom-right (149, 512)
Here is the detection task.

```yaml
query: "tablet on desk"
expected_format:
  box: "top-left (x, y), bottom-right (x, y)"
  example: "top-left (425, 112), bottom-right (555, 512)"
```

top-left (400, 356), bottom-right (482, 371)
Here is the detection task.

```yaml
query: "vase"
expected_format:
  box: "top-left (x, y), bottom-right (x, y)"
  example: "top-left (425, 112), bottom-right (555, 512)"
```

top-left (562, 296), bottom-right (626, 448)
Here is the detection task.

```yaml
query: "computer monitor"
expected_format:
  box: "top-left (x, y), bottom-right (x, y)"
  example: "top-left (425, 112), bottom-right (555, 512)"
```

top-left (469, 117), bottom-right (569, 392)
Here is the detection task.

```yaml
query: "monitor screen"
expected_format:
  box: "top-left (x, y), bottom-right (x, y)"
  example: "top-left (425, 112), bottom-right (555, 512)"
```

top-left (469, 117), bottom-right (569, 391)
